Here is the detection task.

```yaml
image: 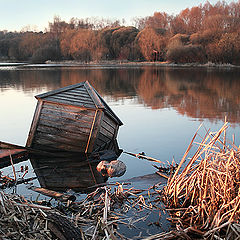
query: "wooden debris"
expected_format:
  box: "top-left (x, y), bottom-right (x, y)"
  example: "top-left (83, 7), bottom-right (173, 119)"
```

top-left (0, 192), bottom-right (81, 240)
top-left (124, 151), bottom-right (163, 164)
top-left (31, 187), bottom-right (76, 202)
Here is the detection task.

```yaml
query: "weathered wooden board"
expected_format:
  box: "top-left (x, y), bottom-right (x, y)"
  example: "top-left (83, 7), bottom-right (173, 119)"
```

top-left (103, 114), bottom-right (118, 129)
top-left (101, 120), bottom-right (115, 135)
top-left (33, 138), bottom-right (86, 152)
top-left (38, 116), bottom-right (93, 129)
top-left (65, 89), bottom-right (92, 98)
top-left (54, 92), bottom-right (93, 102)
top-left (36, 125), bottom-right (89, 142)
top-left (44, 96), bottom-right (96, 108)
top-left (42, 103), bottom-right (95, 116)
top-left (0, 149), bottom-right (29, 168)
top-left (34, 132), bottom-right (87, 150)
top-left (40, 108), bottom-right (94, 123)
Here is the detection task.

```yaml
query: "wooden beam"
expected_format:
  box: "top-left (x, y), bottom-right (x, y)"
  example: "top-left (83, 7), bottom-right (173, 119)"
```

top-left (26, 100), bottom-right (43, 148)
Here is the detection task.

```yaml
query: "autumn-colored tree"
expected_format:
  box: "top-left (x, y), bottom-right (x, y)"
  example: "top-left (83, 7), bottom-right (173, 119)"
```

top-left (167, 44), bottom-right (206, 63)
top-left (166, 34), bottom-right (206, 63)
top-left (31, 42), bottom-right (61, 63)
top-left (190, 30), bottom-right (218, 46)
top-left (60, 29), bottom-right (77, 59)
top-left (146, 12), bottom-right (170, 32)
top-left (170, 15), bottom-right (187, 35)
top-left (0, 32), bottom-right (12, 58)
top-left (137, 27), bottom-right (168, 61)
top-left (18, 32), bottom-right (43, 60)
top-left (206, 32), bottom-right (240, 64)
top-left (48, 16), bottom-right (70, 38)
top-left (2, 1), bottom-right (240, 64)
top-left (8, 36), bottom-right (22, 60)
top-left (170, 6), bottom-right (203, 34)
top-left (110, 26), bottom-right (139, 60)
top-left (98, 27), bottom-right (122, 59)
top-left (69, 29), bottom-right (97, 61)
top-left (132, 17), bottom-right (148, 31)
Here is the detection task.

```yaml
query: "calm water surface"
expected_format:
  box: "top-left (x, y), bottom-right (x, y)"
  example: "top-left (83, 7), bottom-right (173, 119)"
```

top-left (0, 66), bottom-right (240, 180)
top-left (1, 65), bottom-right (240, 236)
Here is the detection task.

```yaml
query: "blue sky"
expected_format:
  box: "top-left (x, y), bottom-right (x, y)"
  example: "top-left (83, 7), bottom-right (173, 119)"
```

top-left (0, 0), bottom-right (236, 31)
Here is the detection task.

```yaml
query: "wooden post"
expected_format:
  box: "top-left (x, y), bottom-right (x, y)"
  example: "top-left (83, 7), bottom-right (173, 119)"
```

top-left (26, 100), bottom-right (44, 147)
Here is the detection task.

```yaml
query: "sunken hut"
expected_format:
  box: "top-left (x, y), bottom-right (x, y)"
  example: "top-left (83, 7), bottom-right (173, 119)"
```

top-left (26, 81), bottom-right (123, 153)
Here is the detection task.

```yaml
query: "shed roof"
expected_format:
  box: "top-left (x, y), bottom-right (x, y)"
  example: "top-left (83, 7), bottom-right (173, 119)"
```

top-left (35, 81), bottom-right (123, 126)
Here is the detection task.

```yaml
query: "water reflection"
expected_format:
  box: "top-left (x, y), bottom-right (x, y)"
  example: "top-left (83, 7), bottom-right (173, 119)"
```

top-left (0, 67), bottom-right (239, 123)
top-left (30, 153), bottom-right (107, 192)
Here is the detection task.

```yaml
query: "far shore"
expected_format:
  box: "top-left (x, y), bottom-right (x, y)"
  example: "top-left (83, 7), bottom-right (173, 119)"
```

top-left (0, 60), bottom-right (240, 69)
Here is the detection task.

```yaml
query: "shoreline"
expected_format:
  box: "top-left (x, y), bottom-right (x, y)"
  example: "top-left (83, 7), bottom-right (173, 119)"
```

top-left (0, 60), bottom-right (239, 69)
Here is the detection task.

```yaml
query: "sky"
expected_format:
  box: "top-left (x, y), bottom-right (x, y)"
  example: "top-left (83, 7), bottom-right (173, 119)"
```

top-left (0, 0), bottom-right (236, 32)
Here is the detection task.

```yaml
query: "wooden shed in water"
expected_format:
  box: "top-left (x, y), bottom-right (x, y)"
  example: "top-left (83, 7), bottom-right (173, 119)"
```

top-left (26, 81), bottom-right (123, 153)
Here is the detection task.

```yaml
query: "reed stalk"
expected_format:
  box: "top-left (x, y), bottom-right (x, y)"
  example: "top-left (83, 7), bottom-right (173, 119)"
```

top-left (161, 122), bottom-right (240, 238)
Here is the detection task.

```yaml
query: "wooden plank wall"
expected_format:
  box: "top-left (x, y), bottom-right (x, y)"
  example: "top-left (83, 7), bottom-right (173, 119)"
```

top-left (93, 113), bottom-right (118, 151)
top-left (31, 102), bottom-right (96, 152)
top-left (44, 87), bottom-right (96, 109)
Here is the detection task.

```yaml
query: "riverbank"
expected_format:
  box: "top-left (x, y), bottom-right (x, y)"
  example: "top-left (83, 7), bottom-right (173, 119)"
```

top-left (0, 60), bottom-right (240, 69)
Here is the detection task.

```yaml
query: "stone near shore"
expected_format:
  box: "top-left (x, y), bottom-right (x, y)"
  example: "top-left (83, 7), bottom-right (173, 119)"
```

top-left (97, 160), bottom-right (126, 177)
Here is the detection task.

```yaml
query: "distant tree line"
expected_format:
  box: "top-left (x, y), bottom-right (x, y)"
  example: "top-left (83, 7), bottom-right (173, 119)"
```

top-left (1, 1), bottom-right (240, 64)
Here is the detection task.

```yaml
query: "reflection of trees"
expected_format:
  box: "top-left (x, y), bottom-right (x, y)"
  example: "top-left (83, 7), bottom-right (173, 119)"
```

top-left (1, 67), bottom-right (240, 123)
top-left (59, 68), bottom-right (142, 98)
top-left (137, 68), bottom-right (240, 122)
top-left (0, 70), bottom-right (61, 93)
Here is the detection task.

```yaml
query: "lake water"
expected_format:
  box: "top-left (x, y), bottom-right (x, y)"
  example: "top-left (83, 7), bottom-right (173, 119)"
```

top-left (0, 65), bottom-right (240, 236)
top-left (1, 65), bottom-right (240, 177)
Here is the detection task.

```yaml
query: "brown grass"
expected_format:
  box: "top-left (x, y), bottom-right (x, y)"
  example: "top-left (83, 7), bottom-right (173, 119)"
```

top-left (161, 122), bottom-right (240, 239)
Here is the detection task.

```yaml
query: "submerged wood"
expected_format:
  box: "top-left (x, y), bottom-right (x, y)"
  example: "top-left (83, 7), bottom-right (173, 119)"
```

top-left (31, 187), bottom-right (76, 202)
top-left (0, 140), bottom-right (66, 157)
top-left (0, 142), bottom-right (29, 167)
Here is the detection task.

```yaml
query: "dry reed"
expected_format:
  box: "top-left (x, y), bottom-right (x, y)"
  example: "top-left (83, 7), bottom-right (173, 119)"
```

top-left (161, 122), bottom-right (240, 239)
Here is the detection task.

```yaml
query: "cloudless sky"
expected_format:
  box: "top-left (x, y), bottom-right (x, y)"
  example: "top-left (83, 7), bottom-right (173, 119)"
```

top-left (0, 0), bottom-right (236, 31)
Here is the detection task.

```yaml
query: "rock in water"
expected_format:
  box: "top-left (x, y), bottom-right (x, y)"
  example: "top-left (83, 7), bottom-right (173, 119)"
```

top-left (97, 160), bottom-right (126, 177)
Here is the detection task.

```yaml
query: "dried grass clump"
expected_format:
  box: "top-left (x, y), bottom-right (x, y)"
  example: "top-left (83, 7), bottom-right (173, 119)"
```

top-left (161, 122), bottom-right (240, 239)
